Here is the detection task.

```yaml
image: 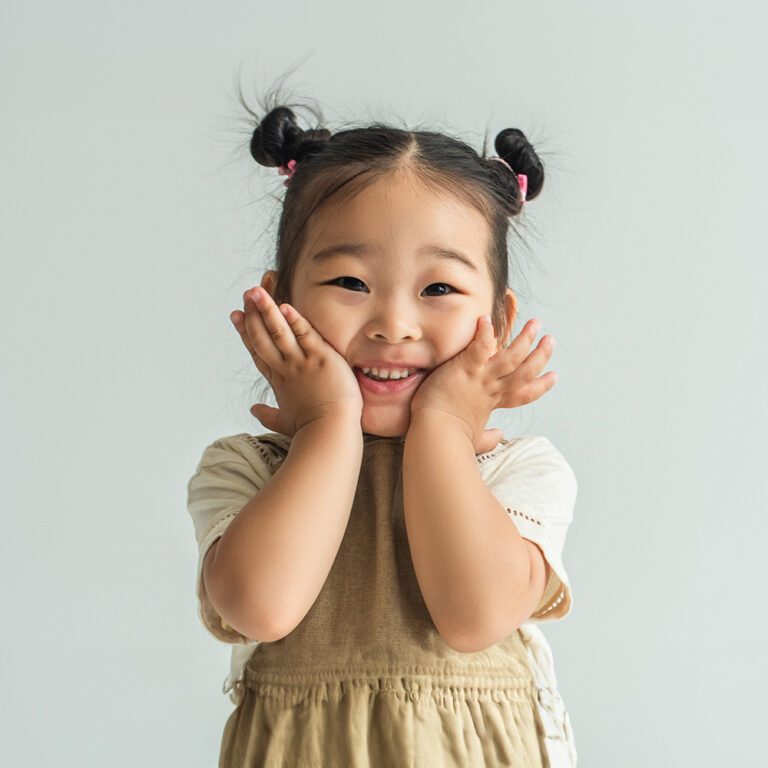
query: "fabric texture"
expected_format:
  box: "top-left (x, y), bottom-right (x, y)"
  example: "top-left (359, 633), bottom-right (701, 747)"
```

top-left (187, 431), bottom-right (578, 767)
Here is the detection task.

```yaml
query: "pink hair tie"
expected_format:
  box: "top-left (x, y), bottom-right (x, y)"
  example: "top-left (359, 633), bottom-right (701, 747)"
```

top-left (277, 159), bottom-right (297, 187)
top-left (517, 173), bottom-right (528, 203)
top-left (488, 156), bottom-right (527, 204)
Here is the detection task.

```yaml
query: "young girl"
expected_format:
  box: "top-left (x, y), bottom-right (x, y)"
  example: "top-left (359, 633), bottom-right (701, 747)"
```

top-left (187, 102), bottom-right (578, 767)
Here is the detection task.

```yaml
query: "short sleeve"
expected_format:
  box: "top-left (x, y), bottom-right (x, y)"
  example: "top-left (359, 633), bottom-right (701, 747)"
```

top-left (478, 435), bottom-right (577, 621)
top-left (186, 433), bottom-right (282, 644)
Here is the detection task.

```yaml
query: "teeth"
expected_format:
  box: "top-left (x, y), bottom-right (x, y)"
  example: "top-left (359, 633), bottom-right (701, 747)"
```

top-left (361, 366), bottom-right (419, 380)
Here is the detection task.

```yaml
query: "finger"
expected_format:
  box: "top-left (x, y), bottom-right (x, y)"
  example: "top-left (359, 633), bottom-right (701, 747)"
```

top-left (492, 319), bottom-right (546, 375)
top-left (246, 288), bottom-right (304, 361)
top-left (239, 290), bottom-right (283, 369)
top-left (466, 315), bottom-right (497, 366)
top-left (475, 428), bottom-right (504, 455)
top-left (278, 303), bottom-right (326, 355)
top-left (514, 334), bottom-right (556, 383)
top-left (503, 370), bottom-right (558, 407)
top-left (230, 308), bottom-right (272, 380)
top-left (251, 288), bottom-right (302, 357)
top-left (249, 403), bottom-right (285, 434)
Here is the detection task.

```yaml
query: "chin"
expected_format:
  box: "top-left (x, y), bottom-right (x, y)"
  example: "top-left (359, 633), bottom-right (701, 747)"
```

top-left (361, 410), bottom-right (410, 438)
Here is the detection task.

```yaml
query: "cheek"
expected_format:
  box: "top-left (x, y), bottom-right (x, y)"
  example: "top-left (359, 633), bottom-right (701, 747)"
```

top-left (297, 304), bottom-right (351, 355)
top-left (438, 314), bottom-right (481, 354)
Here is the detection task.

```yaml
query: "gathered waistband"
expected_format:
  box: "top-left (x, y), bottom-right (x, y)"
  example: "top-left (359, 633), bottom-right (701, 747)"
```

top-left (244, 664), bottom-right (536, 709)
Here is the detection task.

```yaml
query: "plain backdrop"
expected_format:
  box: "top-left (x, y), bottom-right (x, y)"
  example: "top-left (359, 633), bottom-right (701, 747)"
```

top-left (2, 1), bottom-right (766, 766)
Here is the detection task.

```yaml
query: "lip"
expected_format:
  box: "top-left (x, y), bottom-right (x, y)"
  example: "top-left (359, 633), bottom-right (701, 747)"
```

top-left (354, 366), bottom-right (427, 395)
top-left (354, 361), bottom-right (427, 370)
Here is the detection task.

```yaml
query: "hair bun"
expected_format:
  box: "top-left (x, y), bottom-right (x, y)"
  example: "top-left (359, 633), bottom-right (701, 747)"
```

top-left (250, 106), bottom-right (331, 170)
top-left (493, 128), bottom-right (544, 205)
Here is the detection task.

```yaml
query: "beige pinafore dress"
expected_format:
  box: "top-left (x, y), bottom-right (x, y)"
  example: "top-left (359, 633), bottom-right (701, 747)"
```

top-left (219, 434), bottom-right (549, 768)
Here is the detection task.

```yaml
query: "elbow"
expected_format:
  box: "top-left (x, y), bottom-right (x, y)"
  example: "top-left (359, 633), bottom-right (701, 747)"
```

top-left (430, 597), bottom-right (511, 654)
top-left (442, 622), bottom-right (502, 654)
top-left (439, 614), bottom-right (501, 655)
top-left (441, 594), bottom-right (534, 654)
top-left (444, 617), bottom-right (527, 654)
top-left (211, 579), bottom-right (286, 643)
top-left (443, 633), bottom-right (488, 655)
top-left (227, 599), bottom-right (287, 643)
top-left (203, 547), bottom-right (285, 643)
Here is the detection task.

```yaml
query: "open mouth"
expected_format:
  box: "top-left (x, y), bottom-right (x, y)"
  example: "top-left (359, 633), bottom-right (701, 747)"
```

top-left (353, 367), bottom-right (427, 394)
top-left (358, 366), bottom-right (423, 382)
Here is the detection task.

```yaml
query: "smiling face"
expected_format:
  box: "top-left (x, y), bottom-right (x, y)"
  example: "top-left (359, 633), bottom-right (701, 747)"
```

top-left (264, 170), bottom-right (516, 437)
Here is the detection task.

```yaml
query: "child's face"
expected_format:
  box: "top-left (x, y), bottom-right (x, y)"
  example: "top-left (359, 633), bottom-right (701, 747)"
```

top-left (270, 171), bottom-right (515, 437)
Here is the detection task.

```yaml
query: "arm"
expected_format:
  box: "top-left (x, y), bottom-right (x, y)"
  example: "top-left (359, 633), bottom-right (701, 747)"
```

top-left (402, 410), bottom-right (550, 653)
top-left (203, 414), bottom-right (363, 641)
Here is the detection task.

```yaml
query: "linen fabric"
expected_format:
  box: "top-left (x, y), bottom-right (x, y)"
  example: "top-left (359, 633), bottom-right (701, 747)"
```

top-left (187, 432), bottom-right (578, 766)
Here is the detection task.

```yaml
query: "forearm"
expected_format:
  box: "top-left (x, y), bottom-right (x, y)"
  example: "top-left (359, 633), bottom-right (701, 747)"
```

top-left (402, 410), bottom-right (532, 650)
top-left (206, 415), bottom-right (363, 640)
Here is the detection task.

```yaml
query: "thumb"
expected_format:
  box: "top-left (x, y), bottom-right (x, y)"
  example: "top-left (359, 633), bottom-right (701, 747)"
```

top-left (249, 403), bottom-right (284, 434)
top-left (475, 428), bottom-right (504, 455)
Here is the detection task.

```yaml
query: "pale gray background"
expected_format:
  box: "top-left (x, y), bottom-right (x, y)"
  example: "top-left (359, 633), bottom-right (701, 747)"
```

top-left (2, 1), bottom-right (766, 766)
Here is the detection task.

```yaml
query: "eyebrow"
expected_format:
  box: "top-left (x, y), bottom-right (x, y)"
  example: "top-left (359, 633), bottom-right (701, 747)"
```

top-left (309, 243), bottom-right (478, 273)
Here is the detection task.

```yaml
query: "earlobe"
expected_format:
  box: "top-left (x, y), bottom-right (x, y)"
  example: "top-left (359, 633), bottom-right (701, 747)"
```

top-left (260, 270), bottom-right (278, 299)
top-left (499, 288), bottom-right (518, 348)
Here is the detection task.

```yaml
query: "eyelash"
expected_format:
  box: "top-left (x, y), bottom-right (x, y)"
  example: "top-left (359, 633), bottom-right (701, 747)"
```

top-left (328, 277), bottom-right (458, 296)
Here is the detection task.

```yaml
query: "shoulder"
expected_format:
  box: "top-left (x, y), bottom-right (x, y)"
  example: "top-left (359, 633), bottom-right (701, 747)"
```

top-left (477, 435), bottom-right (578, 522)
top-left (198, 431), bottom-right (290, 464)
top-left (478, 434), bottom-right (576, 481)
top-left (188, 432), bottom-right (292, 488)
top-left (186, 431), bottom-right (293, 540)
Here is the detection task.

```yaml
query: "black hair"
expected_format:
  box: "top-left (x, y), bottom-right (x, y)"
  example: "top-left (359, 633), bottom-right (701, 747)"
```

top-left (233, 72), bottom-right (547, 423)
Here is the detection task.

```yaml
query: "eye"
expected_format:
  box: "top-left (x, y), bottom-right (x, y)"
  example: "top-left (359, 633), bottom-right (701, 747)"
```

top-left (423, 283), bottom-right (457, 296)
top-left (328, 276), bottom-right (368, 292)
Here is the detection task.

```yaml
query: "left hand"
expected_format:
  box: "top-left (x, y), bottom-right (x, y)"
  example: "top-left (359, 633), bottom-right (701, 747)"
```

top-left (409, 316), bottom-right (557, 453)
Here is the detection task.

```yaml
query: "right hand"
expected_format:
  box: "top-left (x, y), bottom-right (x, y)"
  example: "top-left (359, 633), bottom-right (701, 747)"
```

top-left (230, 287), bottom-right (363, 437)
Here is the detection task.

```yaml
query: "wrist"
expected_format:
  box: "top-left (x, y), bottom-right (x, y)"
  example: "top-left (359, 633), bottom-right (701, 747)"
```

top-left (295, 408), bottom-right (363, 440)
top-left (407, 407), bottom-right (475, 445)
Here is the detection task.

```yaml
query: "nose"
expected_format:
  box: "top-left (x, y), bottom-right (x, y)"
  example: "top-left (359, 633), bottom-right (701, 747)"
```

top-left (364, 294), bottom-right (422, 343)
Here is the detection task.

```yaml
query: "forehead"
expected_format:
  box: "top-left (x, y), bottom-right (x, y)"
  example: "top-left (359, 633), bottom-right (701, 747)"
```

top-left (297, 172), bottom-right (492, 275)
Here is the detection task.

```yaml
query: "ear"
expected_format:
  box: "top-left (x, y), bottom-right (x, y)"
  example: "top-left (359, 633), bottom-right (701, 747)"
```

top-left (260, 270), bottom-right (278, 299)
top-left (495, 288), bottom-right (518, 351)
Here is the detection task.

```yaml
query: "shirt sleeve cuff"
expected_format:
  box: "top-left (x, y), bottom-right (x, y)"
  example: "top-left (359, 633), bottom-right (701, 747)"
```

top-left (196, 508), bottom-right (259, 644)
top-left (505, 507), bottom-right (572, 621)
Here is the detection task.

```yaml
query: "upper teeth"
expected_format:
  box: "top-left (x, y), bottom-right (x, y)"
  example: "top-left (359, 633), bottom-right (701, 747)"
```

top-left (361, 366), bottom-right (419, 380)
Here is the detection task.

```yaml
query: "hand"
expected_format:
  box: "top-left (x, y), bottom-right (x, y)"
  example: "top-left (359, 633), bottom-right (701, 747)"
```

top-left (409, 316), bottom-right (557, 452)
top-left (230, 287), bottom-right (363, 437)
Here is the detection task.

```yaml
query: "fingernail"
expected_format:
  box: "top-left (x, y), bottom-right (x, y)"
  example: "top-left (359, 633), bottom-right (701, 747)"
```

top-left (482, 315), bottom-right (492, 324)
